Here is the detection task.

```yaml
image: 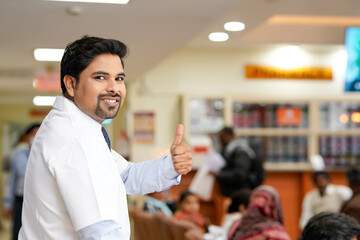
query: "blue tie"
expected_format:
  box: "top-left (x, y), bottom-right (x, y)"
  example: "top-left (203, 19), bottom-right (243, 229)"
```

top-left (101, 127), bottom-right (111, 151)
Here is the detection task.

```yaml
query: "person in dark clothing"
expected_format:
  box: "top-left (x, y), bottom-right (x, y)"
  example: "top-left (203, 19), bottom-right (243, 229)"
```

top-left (341, 168), bottom-right (360, 223)
top-left (216, 127), bottom-right (258, 197)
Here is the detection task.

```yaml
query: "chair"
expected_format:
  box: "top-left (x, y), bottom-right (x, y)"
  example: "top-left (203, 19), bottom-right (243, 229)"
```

top-left (130, 209), bottom-right (159, 240)
top-left (168, 218), bottom-right (197, 240)
top-left (153, 211), bottom-right (175, 240)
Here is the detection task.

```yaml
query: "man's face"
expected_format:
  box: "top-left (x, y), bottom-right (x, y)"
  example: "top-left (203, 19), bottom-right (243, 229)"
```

top-left (219, 131), bottom-right (230, 148)
top-left (26, 127), bottom-right (39, 143)
top-left (70, 53), bottom-right (126, 123)
top-left (315, 175), bottom-right (330, 193)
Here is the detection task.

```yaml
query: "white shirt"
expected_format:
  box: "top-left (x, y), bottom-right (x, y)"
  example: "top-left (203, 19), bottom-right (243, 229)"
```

top-left (299, 184), bottom-right (352, 229)
top-left (19, 96), bottom-right (180, 240)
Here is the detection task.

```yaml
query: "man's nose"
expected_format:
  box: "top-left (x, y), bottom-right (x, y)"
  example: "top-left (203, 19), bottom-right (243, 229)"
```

top-left (106, 78), bottom-right (117, 92)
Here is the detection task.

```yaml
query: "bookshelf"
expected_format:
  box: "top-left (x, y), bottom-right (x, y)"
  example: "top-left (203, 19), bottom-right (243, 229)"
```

top-left (182, 95), bottom-right (360, 170)
top-left (317, 100), bottom-right (360, 168)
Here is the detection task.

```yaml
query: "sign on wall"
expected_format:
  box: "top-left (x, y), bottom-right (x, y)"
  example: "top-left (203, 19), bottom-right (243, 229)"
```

top-left (34, 73), bottom-right (61, 91)
top-left (133, 111), bottom-right (155, 144)
top-left (277, 107), bottom-right (302, 126)
top-left (246, 65), bottom-right (333, 80)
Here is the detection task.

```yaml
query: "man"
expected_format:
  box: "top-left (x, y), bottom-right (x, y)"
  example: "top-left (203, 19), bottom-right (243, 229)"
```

top-left (3, 123), bottom-right (40, 240)
top-left (341, 168), bottom-right (360, 223)
top-left (299, 171), bottom-right (352, 229)
top-left (2, 124), bottom-right (40, 173)
top-left (216, 127), bottom-right (262, 197)
top-left (300, 212), bottom-right (360, 240)
top-left (19, 36), bottom-right (192, 240)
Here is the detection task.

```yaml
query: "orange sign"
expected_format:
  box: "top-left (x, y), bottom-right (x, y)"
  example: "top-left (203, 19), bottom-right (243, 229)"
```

top-left (277, 107), bottom-right (302, 126)
top-left (246, 65), bottom-right (332, 80)
top-left (29, 109), bottom-right (50, 118)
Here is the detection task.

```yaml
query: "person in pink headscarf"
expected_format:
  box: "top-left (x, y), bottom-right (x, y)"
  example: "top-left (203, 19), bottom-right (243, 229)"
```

top-left (228, 185), bottom-right (290, 240)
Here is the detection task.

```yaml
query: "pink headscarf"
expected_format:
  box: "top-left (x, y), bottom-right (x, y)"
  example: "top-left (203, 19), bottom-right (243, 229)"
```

top-left (229, 186), bottom-right (290, 240)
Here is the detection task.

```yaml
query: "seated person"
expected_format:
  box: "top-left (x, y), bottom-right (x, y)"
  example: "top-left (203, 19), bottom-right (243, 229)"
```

top-left (300, 171), bottom-right (352, 229)
top-left (222, 189), bottom-right (251, 236)
top-left (228, 185), bottom-right (290, 240)
top-left (174, 190), bottom-right (208, 233)
top-left (300, 212), bottom-right (360, 240)
top-left (341, 168), bottom-right (360, 223)
top-left (143, 191), bottom-right (175, 217)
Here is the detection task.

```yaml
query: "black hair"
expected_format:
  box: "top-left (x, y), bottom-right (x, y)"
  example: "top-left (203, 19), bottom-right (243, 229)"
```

top-left (347, 168), bottom-right (360, 187)
top-left (219, 127), bottom-right (234, 137)
top-left (312, 171), bottom-right (330, 183)
top-left (300, 212), bottom-right (360, 240)
top-left (227, 189), bottom-right (251, 213)
top-left (24, 123), bottom-right (41, 135)
top-left (178, 190), bottom-right (197, 204)
top-left (60, 35), bottom-right (128, 94)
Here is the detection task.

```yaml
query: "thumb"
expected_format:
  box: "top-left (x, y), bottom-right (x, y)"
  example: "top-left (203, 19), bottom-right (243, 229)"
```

top-left (173, 124), bottom-right (184, 145)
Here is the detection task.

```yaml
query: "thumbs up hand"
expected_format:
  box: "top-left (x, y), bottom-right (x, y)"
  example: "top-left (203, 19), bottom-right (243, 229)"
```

top-left (170, 124), bottom-right (192, 175)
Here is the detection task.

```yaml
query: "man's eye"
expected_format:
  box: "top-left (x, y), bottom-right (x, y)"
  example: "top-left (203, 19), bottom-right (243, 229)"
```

top-left (95, 76), bottom-right (105, 80)
top-left (116, 77), bottom-right (125, 81)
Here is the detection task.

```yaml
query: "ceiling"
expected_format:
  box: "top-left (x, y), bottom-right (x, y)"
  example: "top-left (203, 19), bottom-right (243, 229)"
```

top-left (0, 0), bottom-right (359, 104)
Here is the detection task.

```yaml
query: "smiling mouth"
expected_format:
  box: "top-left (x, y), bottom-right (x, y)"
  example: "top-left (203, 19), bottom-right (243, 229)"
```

top-left (99, 93), bottom-right (122, 105)
top-left (101, 98), bottom-right (120, 108)
top-left (104, 99), bottom-right (117, 103)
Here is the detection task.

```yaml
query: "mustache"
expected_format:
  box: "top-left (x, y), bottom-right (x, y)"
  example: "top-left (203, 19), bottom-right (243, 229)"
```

top-left (98, 93), bottom-right (122, 103)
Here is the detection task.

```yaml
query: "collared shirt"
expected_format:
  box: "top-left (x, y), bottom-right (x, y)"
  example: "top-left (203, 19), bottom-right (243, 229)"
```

top-left (299, 184), bottom-right (353, 229)
top-left (19, 96), bottom-right (180, 240)
top-left (3, 148), bottom-right (29, 209)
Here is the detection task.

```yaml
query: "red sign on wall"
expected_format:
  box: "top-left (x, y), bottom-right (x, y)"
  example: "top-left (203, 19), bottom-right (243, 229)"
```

top-left (34, 73), bottom-right (61, 91)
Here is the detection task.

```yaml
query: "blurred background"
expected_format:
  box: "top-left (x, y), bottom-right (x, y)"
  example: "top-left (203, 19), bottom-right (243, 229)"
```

top-left (1, 0), bottom-right (360, 239)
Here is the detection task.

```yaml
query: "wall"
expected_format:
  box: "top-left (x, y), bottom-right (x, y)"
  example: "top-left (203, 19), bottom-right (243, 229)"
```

top-left (128, 45), bottom-right (353, 162)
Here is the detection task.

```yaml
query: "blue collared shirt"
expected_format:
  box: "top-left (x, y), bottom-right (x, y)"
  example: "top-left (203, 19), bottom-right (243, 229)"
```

top-left (3, 148), bottom-right (29, 209)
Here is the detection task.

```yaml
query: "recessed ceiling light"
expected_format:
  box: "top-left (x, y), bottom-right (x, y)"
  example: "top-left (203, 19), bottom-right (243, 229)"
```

top-left (66, 6), bottom-right (83, 16)
top-left (224, 21), bottom-right (245, 32)
top-left (209, 32), bottom-right (229, 42)
top-left (33, 96), bottom-right (56, 106)
top-left (34, 48), bottom-right (64, 62)
top-left (45, 0), bottom-right (129, 4)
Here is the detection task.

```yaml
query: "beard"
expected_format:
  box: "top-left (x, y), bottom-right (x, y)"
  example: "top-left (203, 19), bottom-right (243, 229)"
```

top-left (95, 93), bottom-right (122, 120)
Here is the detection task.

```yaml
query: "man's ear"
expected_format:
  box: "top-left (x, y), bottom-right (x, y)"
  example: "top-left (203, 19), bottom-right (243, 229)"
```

top-left (63, 75), bottom-right (76, 97)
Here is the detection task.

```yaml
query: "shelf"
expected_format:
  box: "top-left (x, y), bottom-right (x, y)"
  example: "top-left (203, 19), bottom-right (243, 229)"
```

top-left (317, 129), bottom-right (360, 136)
top-left (183, 95), bottom-right (360, 170)
top-left (234, 128), bottom-right (309, 136)
top-left (264, 162), bottom-right (312, 172)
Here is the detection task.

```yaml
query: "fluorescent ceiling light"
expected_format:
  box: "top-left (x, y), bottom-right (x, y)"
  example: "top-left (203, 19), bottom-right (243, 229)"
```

top-left (224, 22), bottom-right (245, 32)
top-left (46, 0), bottom-right (129, 4)
top-left (33, 96), bottom-right (56, 106)
top-left (34, 48), bottom-right (64, 62)
top-left (209, 32), bottom-right (229, 42)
